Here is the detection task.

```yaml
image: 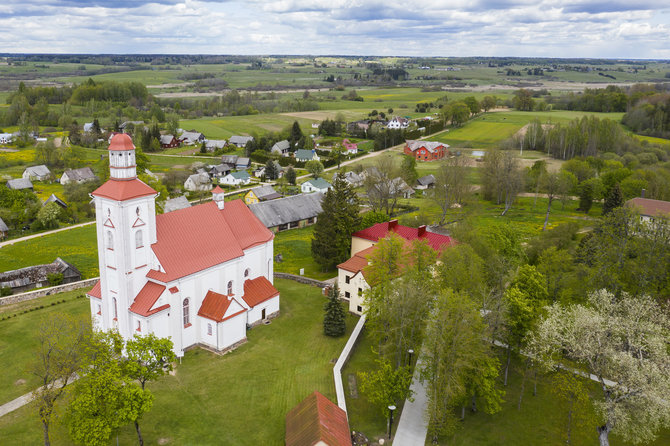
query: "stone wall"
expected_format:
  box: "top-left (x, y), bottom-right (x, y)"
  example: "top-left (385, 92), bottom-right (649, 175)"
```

top-left (273, 272), bottom-right (328, 288)
top-left (0, 277), bottom-right (99, 306)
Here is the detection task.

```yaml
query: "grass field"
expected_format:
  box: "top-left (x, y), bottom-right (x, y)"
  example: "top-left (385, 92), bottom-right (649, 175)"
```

top-left (180, 113), bottom-right (317, 139)
top-left (273, 225), bottom-right (335, 281)
top-left (0, 279), bottom-right (357, 446)
top-left (0, 290), bottom-right (90, 403)
top-left (344, 327), bottom-right (670, 446)
top-left (0, 224), bottom-right (98, 278)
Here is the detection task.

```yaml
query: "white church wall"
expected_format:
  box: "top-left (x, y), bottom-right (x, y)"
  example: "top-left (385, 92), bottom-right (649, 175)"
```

top-left (150, 311), bottom-right (171, 340)
top-left (247, 295), bottom-right (280, 325)
top-left (219, 312), bottom-right (246, 348)
top-left (200, 319), bottom-right (218, 349)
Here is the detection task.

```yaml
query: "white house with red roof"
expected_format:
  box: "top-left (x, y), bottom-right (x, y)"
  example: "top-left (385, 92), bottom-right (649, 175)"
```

top-left (87, 135), bottom-right (279, 357)
top-left (338, 219), bottom-right (454, 314)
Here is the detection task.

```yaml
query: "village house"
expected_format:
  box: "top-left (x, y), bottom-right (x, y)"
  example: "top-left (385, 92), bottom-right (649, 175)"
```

top-left (184, 172), bottom-right (212, 191)
top-left (205, 140), bottom-right (227, 152)
top-left (235, 157), bottom-right (251, 170)
top-left (271, 140), bottom-right (291, 156)
top-left (285, 391), bottom-right (352, 446)
top-left (60, 167), bottom-right (98, 185)
top-left (220, 171), bottom-right (251, 186)
top-left (416, 174), bottom-right (436, 190)
top-left (342, 139), bottom-right (358, 154)
top-left (625, 196), bottom-right (670, 223)
top-left (179, 131), bottom-right (205, 146)
top-left (0, 133), bottom-right (13, 144)
top-left (295, 149), bottom-right (319, 162)
top-left (248, 193), bottom-right (323, 232)
top-left (159, 134), bottom-right (179, 149)
top-left (333, 171), bottom-right (363, 188)
top-left (301, 178), bottom-right (332, 194)
top-left (220, 155), bottom-right (239, 170)
top-left (387, 116), bottom-right (410, 129)
top-left (86, 134), bottom-right (279, 357)
top-left (339, 220), bottom-right (454, 314)
top-left (0, 257), bottom-right (81, 294)
top-left (22, 165), bottom-right (52, 182)
top-left (209, 164), bottom-right (232, 179)
top-left (119, 121), bottom-right (145, 133)
top-left (6, 178), bottom-right (33, 191)
top-left (404, 140), bottom-right (449, 161)
top-left (228, 135), bottom-right (254, 148)
top-left (163, 195), bottom-right (191, 213)
top-left (244, 185), bottom-right (281, 205)
top-left (44, 194), bottom-right (67, 209)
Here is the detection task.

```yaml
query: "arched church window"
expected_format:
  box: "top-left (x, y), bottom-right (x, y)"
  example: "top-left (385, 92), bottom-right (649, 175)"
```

top-left (113, 297), bottom-right (118, 320)
top-left (106, 231), bottom-right (113, 250)
top-left (183, 298), bottom-right (190, 327)
top-left (227, 281), bottom-right (233, 295)
top-left (135, 230), bottom-right (143, 249)
top-left (244, 268), bottom-right (250, 278)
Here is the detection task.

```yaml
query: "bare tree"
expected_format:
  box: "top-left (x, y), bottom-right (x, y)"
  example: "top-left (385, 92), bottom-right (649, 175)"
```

top-left (32, 314), bottom-right (89, 446)
top-left (498, 151), bottom-right (524, 216)
top-left (433, 155), bottom-right (471, 224)
top-left (364, 154), bottom-right (401, 216)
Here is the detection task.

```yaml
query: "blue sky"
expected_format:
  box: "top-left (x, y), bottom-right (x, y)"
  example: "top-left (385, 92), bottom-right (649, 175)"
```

top-left (2, 1), bottom-right (670, 58)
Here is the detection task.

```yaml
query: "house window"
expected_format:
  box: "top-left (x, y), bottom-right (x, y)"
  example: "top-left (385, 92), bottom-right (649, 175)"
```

top-left (135, 230), bottom-right (143, 249)
top-left (227, 281), bottom-right (233, 295)
top-left (112, 297), bottom-right (118, 320)
top-left (244, 268), bottom-right (250, 278)
top-left (97, 304), bottom-right (101, 315)
top-left (344, 291), bottom-right (350, 299)
top-left (183, 298), bottom-right (190, 327)
top-left (106, 231), bottom-right (113, 250)
top-left (207, 323), bottom-right (212, 336)
top-left (136, 320), bottom-right (141, 332)
top-left (358, 287), bottom-right (363, 296)
top-left (345, 275), bottom-right (350, 284)
top-left (357, 305), bottom-right (363, 313)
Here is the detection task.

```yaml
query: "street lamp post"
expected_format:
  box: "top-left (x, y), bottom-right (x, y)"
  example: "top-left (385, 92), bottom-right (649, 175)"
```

top-left (388, 404), bottom-right (396, 439)
top-left (408, 349), bottom-right (414, 366)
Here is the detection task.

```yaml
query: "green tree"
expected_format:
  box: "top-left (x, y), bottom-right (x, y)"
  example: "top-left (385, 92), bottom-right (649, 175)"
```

top-left (311, 175), bottom-right (361, 271)
top-left (323, 284), bottom-right (346, 337)
top-left (200, 141), bottom-right (207, 154)
top-left (290, 120), bottom-right (303, 147)
top-left (359, 210), bottom-right (389, 230)
top-left (36, 202), bottom-right (62, 230)
top-left (305, 160), bottom-right (324, 178)
top-left (400, 154), bottom-right (418, 185)
top-left (513, 89), bottom-right (535, 111)
top-left (550, 369), bottom-right (596, 445)
top-left (31, 315), bottom-right (89, 446)
top-left (444, 101), bottom-right (471, 127)
top-left (602, 183), bottom-right (623, 215)
top-left (123, 334), bottom-right (176, 446)
top-left (285, 166), bottom-right (296, 185)
top-left (578, 177), bottom-right (603, 213)
top-left (358, 357), bottom-right (413, 417)
top-left (434, 155), bottom-right (470, 224)
top-left (463, 96), bottom-right (481, 114)
top-left (481, 96), bottom-right (497, 112)
top-left (265, 159), bottom-right (279, 180)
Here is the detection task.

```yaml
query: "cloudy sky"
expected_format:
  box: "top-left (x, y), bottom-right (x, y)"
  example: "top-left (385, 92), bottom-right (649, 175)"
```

top-left (2, 0), bottom-right (670, 58)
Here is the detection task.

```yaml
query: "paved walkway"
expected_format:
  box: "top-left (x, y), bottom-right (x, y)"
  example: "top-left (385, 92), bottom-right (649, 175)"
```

top-left (393, 356), bottom-right (429, 446)
top-left (0, 392), bottom-right (36, 418)
top-left (0, 221), bottom-right (95, 248)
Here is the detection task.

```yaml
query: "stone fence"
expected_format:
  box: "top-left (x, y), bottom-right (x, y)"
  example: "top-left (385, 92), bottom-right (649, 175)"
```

top-left (0, 277), bottom-right (98, 306)
top-left (273, 272), bottom-right (329, 288)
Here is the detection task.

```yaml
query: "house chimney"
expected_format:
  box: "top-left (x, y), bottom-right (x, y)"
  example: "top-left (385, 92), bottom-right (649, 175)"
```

top-left (388, 219), bottom-right (398, 230)
top-left (418, 225), bottom-right (426, 236)
top-left (641, 188), bottom-right (646, 198)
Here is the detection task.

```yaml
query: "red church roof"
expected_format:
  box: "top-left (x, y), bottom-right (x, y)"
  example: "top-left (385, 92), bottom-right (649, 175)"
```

top-left (146, 200), bottom-right (273, 282)
top-left (198, 290), bottom-right (245, 322)
top-left (129, 281), bottom-right (168, 317)
top-left (92, 178), bottom-right (157, 201)
top-left (108, 133), bottom-right (135, 151)
top-left (87, 280), bottom-right (101, 299)
top-left (285, 391), bottom-right (352, 446)
top-left (242, 276), bottom-right (279, 308)
top-left (352, 220), bottom-right (453, 251)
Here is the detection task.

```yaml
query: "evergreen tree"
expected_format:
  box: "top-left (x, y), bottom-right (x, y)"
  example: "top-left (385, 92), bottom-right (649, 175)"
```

top-left (290, 121), bottom-right (303, 148)
top-left (265, 159), bottom-right (278, 180)
top-left (311, 175), bottom-right (361, 271)
top-left (602, 183), bottom-right (623, 215)
top-left (323, 284), bottom-right (346, 337)
top-left (200, 141), bottom-right (207, 154)
top-left (286, 166), bottom-right (297, 185)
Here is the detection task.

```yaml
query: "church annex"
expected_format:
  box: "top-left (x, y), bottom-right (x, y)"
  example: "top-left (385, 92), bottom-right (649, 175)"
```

top-left (87, 134), bottom-right (279, 357)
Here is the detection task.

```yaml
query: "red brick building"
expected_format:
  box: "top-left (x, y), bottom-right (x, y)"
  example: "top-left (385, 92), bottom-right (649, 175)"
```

top-left (404, 139), bottom-right (449, 161)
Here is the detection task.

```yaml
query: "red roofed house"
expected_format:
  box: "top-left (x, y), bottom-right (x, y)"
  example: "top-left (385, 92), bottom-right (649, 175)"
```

top-left (338, 219), bottom-right (454, 314)
top-left (625, 197), bottom-right (670, 223)
top-left (342, 139), bottom-right (358, 154)
top-left (404, 139), bottom-right (449, 161)
top-left (86, 134), bottom-right (279, 357)
top-left (285, 391), bottom-right (352, 446)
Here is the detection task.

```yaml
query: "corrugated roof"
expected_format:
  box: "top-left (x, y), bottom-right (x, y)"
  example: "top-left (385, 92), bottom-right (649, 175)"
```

top-left (304, 178), bottom-right (331, 190)
top-left (24, 165), bottom-right (51, 177)
top-left (417, 174), bottom-right (435, 186)
top-left (6, 178), bottom-right (33, 190)
top-left (285, 391), bottom-right (352, 446)
top-left (242, 276), bottom-right (279, 307)
top-left (147, 200), bottom-right (272, 282)
top-left (92, 178), bottom-right (157, 201)
top-left (229, 135), bottom-right (253, 145)
top-left (63, 167), bottom-right (97, 182)
top-left (198, 290), bottom-right (245, 322)
top-left (129, 281), bottom-right (168, 316)
top-left (352, 220), bottom-right (454, 251)
top-left (272, 140), bottom-right (290, 151)
top-left (406, 139), bottom-right (449, 153)
top-left (163, 195), bottom-right (191, 213)
top-left (109, 133), bottom-right (135, 152)
top-left (251, 185), bottom-right (281, 201)
top-left (248, 193), bottom-right (324, 228)
top-left (625, 197), bottom-right (670, 218)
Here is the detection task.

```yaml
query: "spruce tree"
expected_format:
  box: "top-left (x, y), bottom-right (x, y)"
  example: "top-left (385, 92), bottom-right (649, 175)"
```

top-left (311, 175), bottom-right (361, 271)
top-left (602, 183), bottom-right (623, 215)
top-left (323, 284), bottom-right (346, 337)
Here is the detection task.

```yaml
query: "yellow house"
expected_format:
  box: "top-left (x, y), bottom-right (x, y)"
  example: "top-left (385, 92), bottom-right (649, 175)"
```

top-left (244, 185), bottom-right (281, 205)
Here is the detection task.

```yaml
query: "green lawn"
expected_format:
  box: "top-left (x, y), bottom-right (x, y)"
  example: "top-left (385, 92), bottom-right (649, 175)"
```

top-left (0, 290), bottom-right (90, 403)
top-left (273, 225), bottom-right (335, 281)
top-left (344, 328), bottom-right (670, 446)
top-left (0, 279), bottom-right (357, 446)
top-left (0, 224), bottom-right (98, 278)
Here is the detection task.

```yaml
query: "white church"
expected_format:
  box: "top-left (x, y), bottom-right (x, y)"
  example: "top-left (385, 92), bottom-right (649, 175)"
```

top-left (87, 134), bottom-right (279, 357)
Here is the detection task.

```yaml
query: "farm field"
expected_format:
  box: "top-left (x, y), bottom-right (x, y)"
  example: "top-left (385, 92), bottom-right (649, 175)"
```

top-left (0, 279), bottom-right (358, 446)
